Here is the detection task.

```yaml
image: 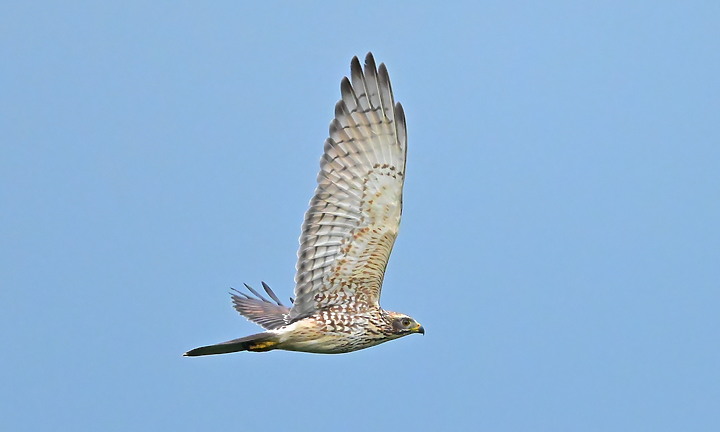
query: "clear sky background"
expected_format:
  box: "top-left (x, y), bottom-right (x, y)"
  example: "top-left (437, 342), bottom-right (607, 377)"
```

top-left (2, 2), bottom-right (719, 431)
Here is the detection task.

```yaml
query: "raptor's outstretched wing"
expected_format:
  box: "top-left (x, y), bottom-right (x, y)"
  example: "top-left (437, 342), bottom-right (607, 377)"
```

top-left (231, 282), bottom-right (290, 330)
top-left (289, 53), bottom-right (407, 321)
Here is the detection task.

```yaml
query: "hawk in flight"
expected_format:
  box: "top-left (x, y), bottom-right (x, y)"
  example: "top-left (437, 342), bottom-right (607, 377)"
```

top-left (185, 53), bottom-right (422, 356)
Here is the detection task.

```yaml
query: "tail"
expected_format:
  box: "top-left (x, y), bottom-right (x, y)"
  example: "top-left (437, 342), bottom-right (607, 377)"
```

top-left (183, 332), bottom-right (279, 356)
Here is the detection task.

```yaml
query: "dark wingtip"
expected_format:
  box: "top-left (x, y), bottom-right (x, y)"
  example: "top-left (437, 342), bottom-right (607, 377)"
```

top-left (350, 55), bottom-right (361, 71)
top-left (365, 52), bottom-right (377, 73)
top-left (340, 76), bottom-right (353, 97)
top-left (261, 281), bottom-right (284, 306)
top-left (378, 63), bottom-right (390, 86)
top-left (243, 283), bottom-right (271, 303)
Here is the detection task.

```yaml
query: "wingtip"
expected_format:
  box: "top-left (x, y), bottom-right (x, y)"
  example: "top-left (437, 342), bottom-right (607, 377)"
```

top-left (350, 55), bottom-right (362, 74)
top-left (339, 77), bottom-right (354, 104)
top-left (364, 52), bottom-right (377, 71)
top-left (395, 102), bottom-right (405, 120)
top-left (378, 63), bottom-right (390, 83)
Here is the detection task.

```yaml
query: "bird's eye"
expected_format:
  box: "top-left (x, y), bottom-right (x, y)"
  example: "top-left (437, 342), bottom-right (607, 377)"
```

top-left (401, 318), bottom-right (411, 327)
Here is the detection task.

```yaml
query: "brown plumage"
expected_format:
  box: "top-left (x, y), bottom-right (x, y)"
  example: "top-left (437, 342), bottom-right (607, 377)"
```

top-left (184, 53), bottom-right (423, 357)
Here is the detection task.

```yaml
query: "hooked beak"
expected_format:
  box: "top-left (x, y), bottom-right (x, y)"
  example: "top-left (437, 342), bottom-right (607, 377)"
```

top-left (415, 324), bottom-right (425, 335)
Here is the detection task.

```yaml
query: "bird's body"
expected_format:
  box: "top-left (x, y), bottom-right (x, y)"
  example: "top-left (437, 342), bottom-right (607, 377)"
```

top-left (261, 307), bottom-right (406, 354)
top-left (185, 53), bottom-right (422, 357)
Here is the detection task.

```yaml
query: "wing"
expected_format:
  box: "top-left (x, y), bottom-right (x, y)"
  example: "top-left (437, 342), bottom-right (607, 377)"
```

top-left (231, 282), bottom-right (290, 330)
top-left (289, 53), bottom-right (407, 321)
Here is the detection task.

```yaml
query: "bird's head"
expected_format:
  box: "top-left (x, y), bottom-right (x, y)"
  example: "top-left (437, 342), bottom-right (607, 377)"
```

top-left (386, 311), bottom-right (424, 336)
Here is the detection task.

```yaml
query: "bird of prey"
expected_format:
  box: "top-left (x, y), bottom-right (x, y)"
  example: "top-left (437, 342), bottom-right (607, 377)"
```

top-left (184, 53), bottom-right (423, 356)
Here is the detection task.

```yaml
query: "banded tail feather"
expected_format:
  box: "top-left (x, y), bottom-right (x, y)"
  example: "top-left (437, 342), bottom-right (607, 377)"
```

top-left (184, 332), bottom-right (279, 356)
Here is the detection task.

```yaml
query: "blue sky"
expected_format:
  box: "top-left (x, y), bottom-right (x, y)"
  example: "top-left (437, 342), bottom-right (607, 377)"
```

top-left (2, 1), bottom-right (719, 431)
